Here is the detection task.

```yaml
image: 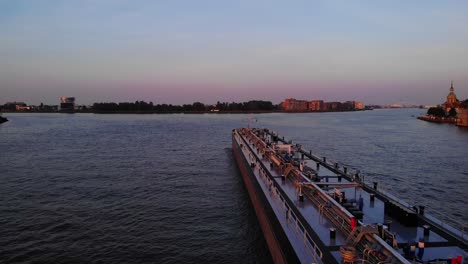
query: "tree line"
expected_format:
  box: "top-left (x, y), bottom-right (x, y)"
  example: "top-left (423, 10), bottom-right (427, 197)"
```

top-left (92, 100), bottom-right (278, 112)
top-left (427, 107), bottom-right (457, 117)
top-left (426, 99), bottom-right (468, 117)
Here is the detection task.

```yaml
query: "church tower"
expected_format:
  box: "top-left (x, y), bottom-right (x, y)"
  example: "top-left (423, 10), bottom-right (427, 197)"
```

top-left (446, 81), bottom-right (458, 104)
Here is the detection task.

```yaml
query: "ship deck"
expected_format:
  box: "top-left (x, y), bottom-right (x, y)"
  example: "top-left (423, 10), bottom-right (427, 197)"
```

top-left (233, 128), bottom-right (467, 264)
top-left (235, 132), bottom-right (325, 263)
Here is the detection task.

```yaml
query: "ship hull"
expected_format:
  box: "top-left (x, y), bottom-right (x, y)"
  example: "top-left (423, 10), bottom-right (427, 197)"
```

top-left (232, 134), bottom-right (300, 264)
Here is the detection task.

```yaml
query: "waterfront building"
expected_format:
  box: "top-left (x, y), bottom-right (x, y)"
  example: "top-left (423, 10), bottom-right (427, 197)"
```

top-left (354, 101), bottom-right (364, 110)
top-left (307, 100), bottom-right (323, 111)
top-left (3, 102), bottom-right (29, 111)
top-left (281, 98), bottom-right (365, 112)
top-left (280, 98), bottom-right (308, 111)
top-left (343, 101), bottom-right (356, 111)
top-left (60, 97), bottom-right (75, 112)
top-left (16, 105), bottom-right (30, 111)
top-left (325, 101), bottom-right (342, 111)
top-left (457, 108), bottom-right (468, 127)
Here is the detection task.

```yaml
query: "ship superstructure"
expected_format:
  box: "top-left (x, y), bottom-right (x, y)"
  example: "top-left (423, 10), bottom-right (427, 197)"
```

top-left (232, 128), bottom-right (466, 264)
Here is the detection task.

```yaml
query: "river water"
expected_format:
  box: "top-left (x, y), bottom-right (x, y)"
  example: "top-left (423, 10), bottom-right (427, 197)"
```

top-left (1, 109), bottom-right (467, 263)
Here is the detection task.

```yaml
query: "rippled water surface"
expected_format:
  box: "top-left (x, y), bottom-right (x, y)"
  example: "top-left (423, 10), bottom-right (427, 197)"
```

top-left (1, 109), bottom-right (467, 263)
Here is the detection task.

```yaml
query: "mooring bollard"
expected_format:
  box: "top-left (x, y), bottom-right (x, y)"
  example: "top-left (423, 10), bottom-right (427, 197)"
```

top-left (423, 225), bottom-right (430, 236)
top-left (329, 228), bottom-right (336, 239)
top-left (419, 205), bottom-right (425, 215)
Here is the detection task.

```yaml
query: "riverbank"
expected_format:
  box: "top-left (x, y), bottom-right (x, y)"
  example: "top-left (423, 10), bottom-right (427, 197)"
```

top-left (418, 113), bottom-right (468, 127)
top-left (1, 109), bottom-right (370, 114)
top-left (417, 115), bottom-right (456, 124)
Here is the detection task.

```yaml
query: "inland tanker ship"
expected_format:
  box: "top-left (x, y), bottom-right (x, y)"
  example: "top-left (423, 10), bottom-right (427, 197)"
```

top-left (232, 128), bottom-right (466, 264)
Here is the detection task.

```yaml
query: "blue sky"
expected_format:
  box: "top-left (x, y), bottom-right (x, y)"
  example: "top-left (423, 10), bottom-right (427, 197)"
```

top-left (1, 0), bottom-right (467, 105)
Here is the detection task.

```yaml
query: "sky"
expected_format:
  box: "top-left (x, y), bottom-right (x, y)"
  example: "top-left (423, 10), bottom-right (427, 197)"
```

top-left (1, 0), bottom-right (467, 105)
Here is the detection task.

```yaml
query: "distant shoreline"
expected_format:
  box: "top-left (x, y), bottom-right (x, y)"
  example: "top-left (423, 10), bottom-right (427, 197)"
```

top-left (1, 109), bottom-right (373, 114)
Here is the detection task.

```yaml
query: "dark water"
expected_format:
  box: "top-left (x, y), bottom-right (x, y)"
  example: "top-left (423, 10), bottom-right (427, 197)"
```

top-left (1, 110), bottom-right (467, 263)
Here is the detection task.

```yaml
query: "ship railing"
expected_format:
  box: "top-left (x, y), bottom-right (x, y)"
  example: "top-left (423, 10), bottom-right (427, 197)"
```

top-left (236, 130), bottom-right (324, 262)
top-left (284, 196), bottom-right (324, 262)
top-left (425, 211), bottom-right (467, 242)
top-left (259, 158), bottom-right (324, 262)
top-left (374, 182), bottom-right (405, 204)
top-left (309, 153), bottom-right (322, 162)
top-left (296, 141), bottom-right (463, 240)
top-left (360, 178), bottom-right (413, 209)
top-left (362, 178), bottom-right (467, 243)
top-left (318, 156), bottom-right (466, 242)
top-left (325, 158), bottom-right (339, 169)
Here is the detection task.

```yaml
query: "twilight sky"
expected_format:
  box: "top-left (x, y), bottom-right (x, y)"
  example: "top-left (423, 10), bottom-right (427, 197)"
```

top-left (1, 0), bottom-right (467, 105)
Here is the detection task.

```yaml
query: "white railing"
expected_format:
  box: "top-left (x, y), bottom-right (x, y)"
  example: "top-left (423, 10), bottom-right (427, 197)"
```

top-left (236, 130), bottom-right (324, 262)
top-left (259, 167), bottom-right (324, 262)
top-left (425, 211), bottom-right (467, 242)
